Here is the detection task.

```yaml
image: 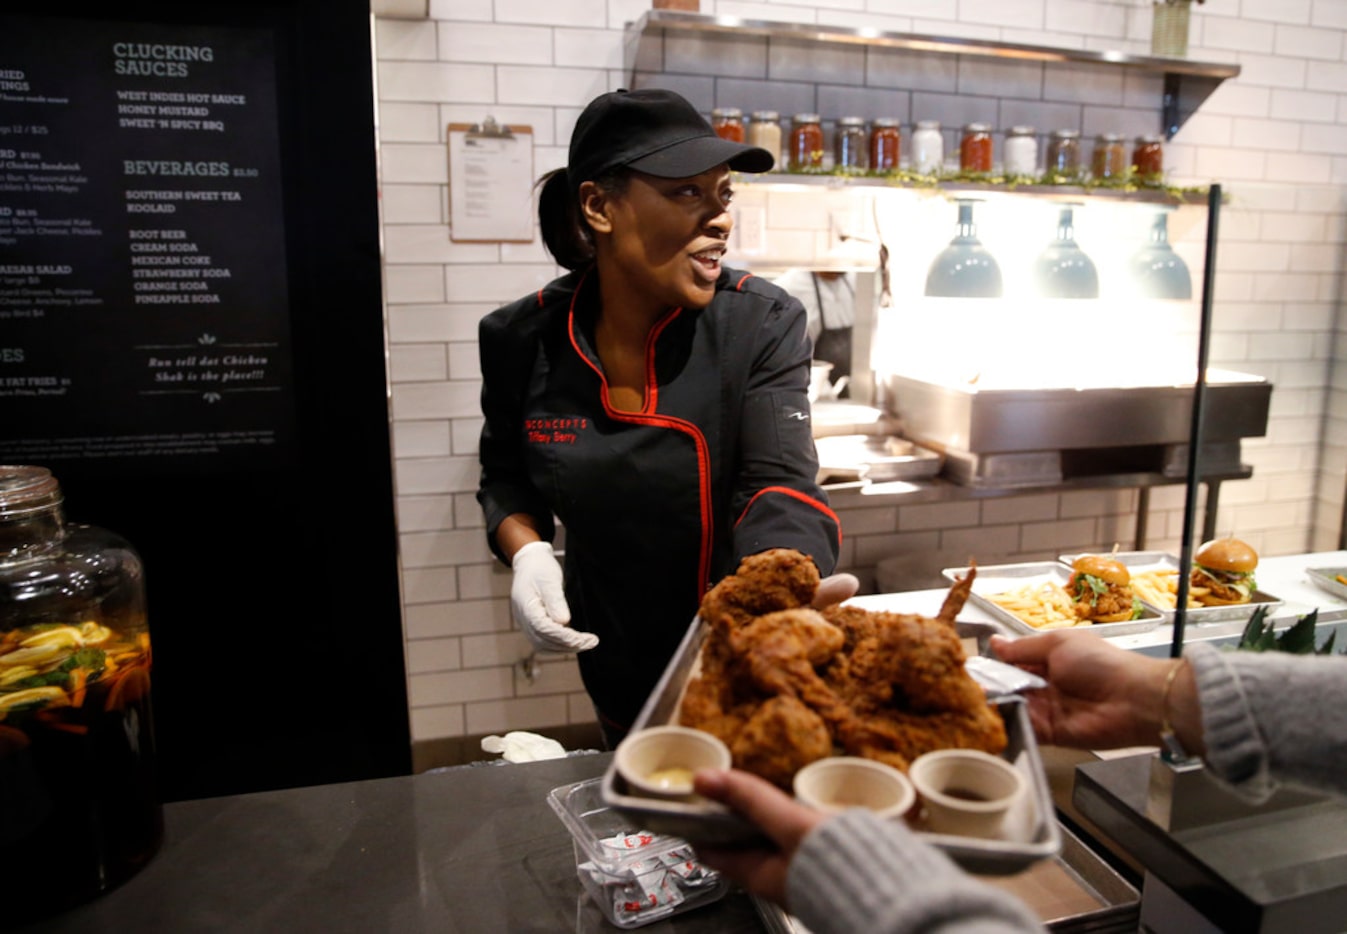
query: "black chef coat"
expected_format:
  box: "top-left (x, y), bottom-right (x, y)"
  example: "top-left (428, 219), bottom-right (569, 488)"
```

top-left (477, 265), bottom-right (841, 735)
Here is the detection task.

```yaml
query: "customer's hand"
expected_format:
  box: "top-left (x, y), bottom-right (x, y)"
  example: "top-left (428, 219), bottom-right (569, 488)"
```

top-left (691, 768), bottom-right (828, 907)
top-left (991, 631), bottom-right (1174, 750)
top-left (812, 573), bottom-right (860, 609)
top-left (510, 541), bottom-right (598, 653)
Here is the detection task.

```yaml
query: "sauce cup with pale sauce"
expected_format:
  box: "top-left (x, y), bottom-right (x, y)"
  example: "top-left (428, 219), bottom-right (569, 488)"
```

top-left (614, 726), bottom-right (732, 800)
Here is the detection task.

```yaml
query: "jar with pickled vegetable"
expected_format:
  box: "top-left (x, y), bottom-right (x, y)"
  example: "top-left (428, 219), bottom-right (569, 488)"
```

top-left (788, 113), bottom-right (825, 171)
top-left (1003, 125), bottom-right (1038, 177)
top-left (1045, 129), bottom-right (1082, 180)
top-left (869, 117), bottom-right (901, 171)
top-left (1091, 132), bottom-right (1127, 181)
top-left (747, 110), bottom-right (782, 161)
top-left (1132, 134), bottom-right (1164, 181)
top-left (835, 116), bottom-right (868, 171)
top-left (0, 465), bottom-right (161, 922)
top-left (711, 107), bottom-right (744, 143)
top-left (960, 123), bottom-right (993, 173)
top-left (912, 120), bottom-right (943, 175)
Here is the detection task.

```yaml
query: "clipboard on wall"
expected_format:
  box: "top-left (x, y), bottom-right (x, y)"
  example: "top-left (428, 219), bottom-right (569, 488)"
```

top-left (447, 118), bottom-right (534, 243)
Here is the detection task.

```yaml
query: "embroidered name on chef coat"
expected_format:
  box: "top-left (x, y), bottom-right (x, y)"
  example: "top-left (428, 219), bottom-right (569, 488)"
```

top-left (525, 417), bottom-right (589, 445)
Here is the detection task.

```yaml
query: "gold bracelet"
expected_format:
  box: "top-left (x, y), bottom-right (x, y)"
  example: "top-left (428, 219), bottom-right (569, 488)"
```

top-left (1159, 658), bottom-right (1192, 761)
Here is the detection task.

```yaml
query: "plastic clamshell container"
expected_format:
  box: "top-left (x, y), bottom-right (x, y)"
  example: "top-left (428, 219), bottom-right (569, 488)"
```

top-left (1059, 552), bottom-right (1283, 624)
top-left (547, 776), bottom-right (728, 928)
top-left (600, 617), bottom-right (1061, 875)
top-left (944, 561), bottom-right (1164, 637)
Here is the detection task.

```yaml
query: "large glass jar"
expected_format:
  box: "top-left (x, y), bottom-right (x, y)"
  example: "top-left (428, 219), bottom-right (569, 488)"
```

top-left (788, 113), bottom-right (825, 170)
top-left (0, 466), bottom-right (161, 922)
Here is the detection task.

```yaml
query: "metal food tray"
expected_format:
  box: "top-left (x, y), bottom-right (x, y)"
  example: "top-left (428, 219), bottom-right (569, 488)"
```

top-left (601, 616), bottom-right (1062, 875)
top-left (1060, 552), bottom-right (1283, 624)
top-left (1306, 567), bottom-right (1347, 602)
top-left (943, 562), bottom-right (1164, 637)
top-left (753, 818), bottom-right (1139, 933)
top-left (814, 434), bottom-right (943, 484)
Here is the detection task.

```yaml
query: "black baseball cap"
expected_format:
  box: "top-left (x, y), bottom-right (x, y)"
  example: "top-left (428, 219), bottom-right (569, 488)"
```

top-left (568, 88), bottom-right (774, 192)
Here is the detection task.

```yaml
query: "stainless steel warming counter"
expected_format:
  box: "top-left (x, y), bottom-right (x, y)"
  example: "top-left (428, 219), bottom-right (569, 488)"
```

top-left (887, 369), bottom-right (1271, 489)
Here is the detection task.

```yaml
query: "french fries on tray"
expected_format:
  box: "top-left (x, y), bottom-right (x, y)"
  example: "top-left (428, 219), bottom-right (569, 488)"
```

top-left (1129, 568), bottom-right (1205, 610)
top-left (984, 581), bottom-right (1084, 630)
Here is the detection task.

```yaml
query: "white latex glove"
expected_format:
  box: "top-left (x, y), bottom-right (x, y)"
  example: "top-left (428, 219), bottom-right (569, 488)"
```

top-left (812, 572), bottom-right (861, 609)
top-left (510, 541), bottom-right (599, 654)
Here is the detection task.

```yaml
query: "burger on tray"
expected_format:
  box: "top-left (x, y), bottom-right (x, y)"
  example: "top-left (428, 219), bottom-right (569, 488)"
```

top-left (1190, 538), bottom-right (1258, 606)
top-left (1066, 555), bottom-right (1143, 623)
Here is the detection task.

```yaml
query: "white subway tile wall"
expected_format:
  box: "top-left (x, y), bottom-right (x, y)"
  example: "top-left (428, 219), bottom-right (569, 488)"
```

top-left (374, 0), bottom-right (1347, 750)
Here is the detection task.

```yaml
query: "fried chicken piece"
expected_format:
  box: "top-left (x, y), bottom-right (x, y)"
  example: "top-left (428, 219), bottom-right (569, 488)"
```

top-left (730, 695), bottom-right (833, 789)
top-left (838, 707), bottom-right (1007, 769)
top-left (823, 603), bottom-right (1007, 762)
top-left (936, 565), bottom-right (975, 625)
top-left (678, 551), bottom-right (1005, 787)
top-left (699, 548), bottom-right (820, 632)
top-left (728, 608), bottom-right (852, 726)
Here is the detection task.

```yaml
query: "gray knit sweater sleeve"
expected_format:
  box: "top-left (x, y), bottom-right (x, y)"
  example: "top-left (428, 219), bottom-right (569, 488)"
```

top-left (787, 809), bottom-right (1045, 934)
top-left (1186, 641), bottom-right (1347, 800)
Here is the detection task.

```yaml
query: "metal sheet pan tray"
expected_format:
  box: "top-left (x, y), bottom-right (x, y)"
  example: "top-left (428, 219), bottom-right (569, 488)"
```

top-left (600, 616), bottom-right (1062, 875)
top-left (1059, 551), bottom-right (1282, 625)
top-left (1306, 567), bottom-right (1347, 602)
top-left (814, 434), bottom-right (943, 484)
top-left (943, 562), bottom-right (1164, 637)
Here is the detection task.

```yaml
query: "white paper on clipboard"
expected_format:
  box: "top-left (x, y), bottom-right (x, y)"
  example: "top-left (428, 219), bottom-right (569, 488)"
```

top-left (448, 118), bottom-right (534, 242)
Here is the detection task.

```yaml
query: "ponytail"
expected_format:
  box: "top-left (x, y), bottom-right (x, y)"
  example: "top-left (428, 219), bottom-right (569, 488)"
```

top-left (536, 166), bottom-right (631, 272)
top-left (537, 168), bottom-right (593, 271)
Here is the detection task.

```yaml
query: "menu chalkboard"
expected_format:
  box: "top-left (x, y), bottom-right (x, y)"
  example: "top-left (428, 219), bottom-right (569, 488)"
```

top-left (0, 15), bottom-right (293, 471)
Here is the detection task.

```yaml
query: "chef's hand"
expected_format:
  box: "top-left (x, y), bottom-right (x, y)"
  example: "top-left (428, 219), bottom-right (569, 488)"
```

top-left (692, 768), bottom-right (827, 908)
top-left (812, 572), bottom-right (860, 609)
top-left (510, 541), bottom-right (599, 653)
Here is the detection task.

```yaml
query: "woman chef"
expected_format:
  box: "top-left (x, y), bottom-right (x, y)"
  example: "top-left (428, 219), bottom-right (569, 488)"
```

top-left (476, 88), bottom-right (843, 747)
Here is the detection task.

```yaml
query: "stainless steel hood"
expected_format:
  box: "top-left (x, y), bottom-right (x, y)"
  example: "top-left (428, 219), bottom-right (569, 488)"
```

top-left (887, 370), bottom-right (1272, 487)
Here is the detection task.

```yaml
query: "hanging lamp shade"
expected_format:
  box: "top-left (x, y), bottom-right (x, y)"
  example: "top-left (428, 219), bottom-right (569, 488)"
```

top-left (924, 199), bottom-right (1003, 298)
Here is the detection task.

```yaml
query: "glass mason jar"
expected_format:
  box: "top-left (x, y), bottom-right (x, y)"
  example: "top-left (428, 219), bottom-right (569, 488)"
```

top-left (1045, 129), bottom-right (1082, 179)
top-left (788, 113), bottom-right (825, 170)
top-left (0, 466), bottom-right (161, 922)
top-left (869, 117), bottom-right (901, 171)
top-left (1132, 134), bottom-right (1165, 180)
top-left (835, 116), bottom-right (868, 171)
top-left (1003, 125), bottom-right (1038, 176)
top-left (1091, 132), bottom-right (1127, 180)
top-left (912, 120), bottom-right (944, 175)
top-left (960, 123), bottom-right (994, 173)
top-left (711, 107), bottom-right (744, 143)
top-left (747, 110), bottom-right (782, 161)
